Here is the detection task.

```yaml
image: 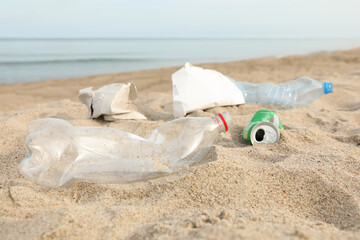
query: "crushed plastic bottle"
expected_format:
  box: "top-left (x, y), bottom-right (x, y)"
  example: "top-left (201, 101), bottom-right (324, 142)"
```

top-left (20, 113), bottom-right (232, 188)
top-left (227, 77), bottom-right (333, 106)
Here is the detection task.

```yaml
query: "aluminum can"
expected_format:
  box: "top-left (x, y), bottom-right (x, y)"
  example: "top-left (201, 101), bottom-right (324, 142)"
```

top-left (242, 110), bottom-right (283, 145)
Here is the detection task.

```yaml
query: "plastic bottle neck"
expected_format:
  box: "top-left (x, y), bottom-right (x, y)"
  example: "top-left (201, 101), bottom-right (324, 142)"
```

top-left (213, 112), bottom-right (232, 133)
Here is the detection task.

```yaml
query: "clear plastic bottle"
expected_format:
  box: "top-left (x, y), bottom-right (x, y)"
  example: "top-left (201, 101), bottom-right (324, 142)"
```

top-left (20, 112), bottom-right (232, 188)
top-left (227, 77), bottom-right (333, 106)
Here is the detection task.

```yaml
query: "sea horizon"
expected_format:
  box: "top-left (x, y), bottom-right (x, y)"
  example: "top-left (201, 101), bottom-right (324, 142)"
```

top-left (1, 37), bottom-right (359, 85)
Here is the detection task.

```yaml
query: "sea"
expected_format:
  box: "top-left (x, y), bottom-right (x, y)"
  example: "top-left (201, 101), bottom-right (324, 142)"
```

top-left (0, 38), bottom-right (359, 84)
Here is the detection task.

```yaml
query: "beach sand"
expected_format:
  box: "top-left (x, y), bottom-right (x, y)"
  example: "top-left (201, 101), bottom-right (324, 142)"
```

top-left (0, 48), bottom-right (359, 239)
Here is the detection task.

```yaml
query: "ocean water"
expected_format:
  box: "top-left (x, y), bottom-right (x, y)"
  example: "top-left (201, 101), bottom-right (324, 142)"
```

top-left (0, 38), bottom-right (359, 84)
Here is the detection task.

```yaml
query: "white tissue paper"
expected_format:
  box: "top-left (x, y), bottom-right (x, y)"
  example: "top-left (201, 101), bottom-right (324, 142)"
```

top-left (79, 83), bottom-right (146, 121)
top-left (172, 63), bottom-right (245, 118)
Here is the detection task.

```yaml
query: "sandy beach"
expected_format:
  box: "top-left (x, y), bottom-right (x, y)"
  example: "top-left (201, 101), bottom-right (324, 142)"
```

top-left (0, 48), bottom-right (360, 239)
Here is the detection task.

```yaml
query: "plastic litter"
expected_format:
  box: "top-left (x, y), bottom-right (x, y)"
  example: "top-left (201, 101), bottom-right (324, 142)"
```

top-left (227, 77), bottom-right (333, 106)
top-left (20, 112), bottom-right (232, 188)
top-left (172, 63), bottom-right (245, 118)
top-left (78, 82), bottom-right (146, 121)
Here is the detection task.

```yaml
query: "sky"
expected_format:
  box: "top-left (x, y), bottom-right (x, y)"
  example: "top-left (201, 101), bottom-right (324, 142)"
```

top-left (1, 0), bottom-right (360, 38)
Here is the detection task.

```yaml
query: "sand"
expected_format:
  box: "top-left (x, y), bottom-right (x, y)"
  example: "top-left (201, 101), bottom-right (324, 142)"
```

top-left (0, 48), bottom-right (359, 239)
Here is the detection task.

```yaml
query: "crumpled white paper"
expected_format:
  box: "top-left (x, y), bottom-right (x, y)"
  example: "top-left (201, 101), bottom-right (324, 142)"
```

top-left (172, 63), bottom-right (245, 118)
top-left (78, 83), bottom-right (146, 121)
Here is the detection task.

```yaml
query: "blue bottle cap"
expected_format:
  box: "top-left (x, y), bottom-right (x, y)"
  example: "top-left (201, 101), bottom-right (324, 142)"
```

top-left (323, 82), bottom-right (333, 94)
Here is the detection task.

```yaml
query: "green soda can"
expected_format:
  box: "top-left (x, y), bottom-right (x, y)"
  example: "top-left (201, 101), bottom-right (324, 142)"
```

top-left (242, 110), bottom-right (283, 145)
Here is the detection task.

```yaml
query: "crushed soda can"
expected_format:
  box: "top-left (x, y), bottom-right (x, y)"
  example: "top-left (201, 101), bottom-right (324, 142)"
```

top-left (242, 110), bottom-right (283, 145)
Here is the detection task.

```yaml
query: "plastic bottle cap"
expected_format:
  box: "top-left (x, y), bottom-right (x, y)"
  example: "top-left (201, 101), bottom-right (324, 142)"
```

top-left (323, 82), bottom-right (333, 94)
